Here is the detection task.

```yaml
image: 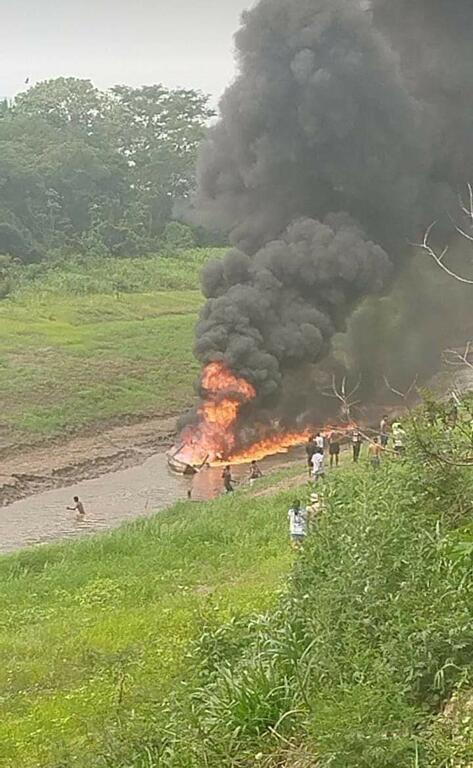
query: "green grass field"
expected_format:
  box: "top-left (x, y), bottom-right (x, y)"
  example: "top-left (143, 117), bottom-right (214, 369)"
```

top-left (0, 482), bottom-right (296, 768)
top-left (1, 439), bottom-right (473, 768)
top-left (0, 249), bottom-right (222, 447)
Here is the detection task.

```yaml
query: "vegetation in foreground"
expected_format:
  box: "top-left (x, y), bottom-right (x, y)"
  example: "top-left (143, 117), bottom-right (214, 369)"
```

top-left (0, 477), bottom-right (295, 768)
top-left (0, 248), bottom-right (221, 447)
top-left (1, 402), bottom-right (473, 767)
top-left (120, 404), bottom-right (473, 768)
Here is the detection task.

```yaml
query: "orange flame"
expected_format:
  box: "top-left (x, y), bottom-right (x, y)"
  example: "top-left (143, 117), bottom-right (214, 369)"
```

top-left (176, 362), bottom-right (257, 465)
top-left (220, 428), bottom-right (313, 465)
top-left (215, 423), bottom-right (354, 466)
top-left (174, 361), bottom-right (355, 468)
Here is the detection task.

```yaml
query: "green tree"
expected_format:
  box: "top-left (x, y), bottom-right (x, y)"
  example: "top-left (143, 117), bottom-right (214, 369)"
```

top-left (161, 221), bottom-right (196, 250)
top-left (0, 78), bottom-right (214, 259)
top-left (108, 85), bottom-right (214, 240)
top-left (13, 77), bottom-right (107, 137)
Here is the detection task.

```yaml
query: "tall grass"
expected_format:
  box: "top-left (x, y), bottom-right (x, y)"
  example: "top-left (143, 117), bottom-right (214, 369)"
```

top-left (0, 486), bottom-right (296, 768)
top-left (123, 446), bottom-right (473, 768)
top-left (10, 248), bottom-right (224, 297)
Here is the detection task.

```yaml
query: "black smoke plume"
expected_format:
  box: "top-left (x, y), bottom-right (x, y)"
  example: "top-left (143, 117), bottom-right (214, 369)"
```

top-left (189, 0), bottom-right (473, 425)
top-left (371, 0), bottom-right (473, 189)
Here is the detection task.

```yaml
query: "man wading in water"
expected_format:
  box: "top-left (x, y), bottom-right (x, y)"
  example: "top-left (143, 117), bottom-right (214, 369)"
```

top-left (67, 496), bottom-right (85, 519)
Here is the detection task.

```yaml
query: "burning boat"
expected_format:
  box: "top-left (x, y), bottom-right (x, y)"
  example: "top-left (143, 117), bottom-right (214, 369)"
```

top-left (169, 361), bottom-right (353, 472)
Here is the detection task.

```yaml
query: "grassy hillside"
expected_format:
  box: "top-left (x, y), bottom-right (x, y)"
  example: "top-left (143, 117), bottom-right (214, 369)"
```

top-left (1, 411), bottom-right (473, 767)
top-left (0, 476), bottom-right (296, 768)
top-left (0, 249), bottom-right (222, 447)
top-left (142, 430), bottom-right (472, 768)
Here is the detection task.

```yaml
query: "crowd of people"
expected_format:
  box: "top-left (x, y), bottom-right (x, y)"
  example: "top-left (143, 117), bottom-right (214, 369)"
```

top-left (290, 416), bottom-right (408, 548)
top-left (218, 416), bottom-right (408, 548)
top-left (305, 416), bottom-right (406, 477)
top-left (65, 417), bottom-right (407, 541)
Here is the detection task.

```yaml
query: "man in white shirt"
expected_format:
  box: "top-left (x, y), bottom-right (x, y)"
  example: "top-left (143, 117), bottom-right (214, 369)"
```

top-left (288, 500), bottom-right (307, 548)
top-left (315, 432), bottom-right (325, 452)
top-left (311, 450), bottom-right (325, 483)
top-left (392, 422), bottom-right (406, 454)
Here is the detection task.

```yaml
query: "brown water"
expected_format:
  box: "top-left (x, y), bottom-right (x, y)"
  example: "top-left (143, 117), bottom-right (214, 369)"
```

top-left (0, 449), bottom-right (305, 555)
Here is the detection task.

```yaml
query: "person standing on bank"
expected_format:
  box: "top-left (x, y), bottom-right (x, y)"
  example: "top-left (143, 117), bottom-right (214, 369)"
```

top-left (392, 422), bottom-right (407, 455)
top-left (248, 460), bottom-right (263, 487)
top-left (328, 431), bottom-right (341, 468)
top-left (368, 437), bottom-right (382, 469)
top-left (352, 428), bottom-right (363, 463)
top-left (380, 415), bottom-right (390, 448)
top-left (306, 435), bottom-right (317, 478)
top-left (288, 500), bottom-right (308, 549)
top-left (311, 448), bottom-right (325, 483)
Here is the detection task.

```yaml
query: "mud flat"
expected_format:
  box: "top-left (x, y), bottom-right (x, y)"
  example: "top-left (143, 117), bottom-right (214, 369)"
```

top-left (0, 434), bottom-right (306, 554)
top-left (0, 415), bottom-right (178, 507)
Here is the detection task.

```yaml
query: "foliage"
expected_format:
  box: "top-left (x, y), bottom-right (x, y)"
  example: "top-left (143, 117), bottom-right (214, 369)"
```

top-left (0, 248), bottom-right (222, 446)
top-left (410, 391), bottom-right (473, 471)
top-left (122, 413), bottom-right (473, 768)
top-left (0, 483), bottom-right (293, 768)
top-left (161, 221), bottom-right (196, 251)
top-left (0, 254), bottom-right (13, 299)
top-left (0, 78), bottom-right (217, 262)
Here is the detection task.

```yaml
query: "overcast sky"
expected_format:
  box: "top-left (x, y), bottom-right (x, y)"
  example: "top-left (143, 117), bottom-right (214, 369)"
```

top-left (0, 0), bottom-right (254, 103)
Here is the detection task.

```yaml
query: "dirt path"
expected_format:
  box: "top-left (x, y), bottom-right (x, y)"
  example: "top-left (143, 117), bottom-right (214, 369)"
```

top-left (0, 415), bottom-right (178, 507)
top-left (254, 471), bottom-right (309, 498)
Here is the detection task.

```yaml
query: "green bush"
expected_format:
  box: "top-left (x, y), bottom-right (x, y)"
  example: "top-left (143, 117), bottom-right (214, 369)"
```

top-left (130, 413), bottom-right (473, 768)
top-left (9, 247), bottom-right (224, 297)
top-left (0, 253), bottom-right (13, 299)
top-left (161, 221), bottom-right (196, 251)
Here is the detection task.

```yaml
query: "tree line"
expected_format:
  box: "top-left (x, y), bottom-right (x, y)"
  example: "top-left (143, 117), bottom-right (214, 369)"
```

top-left (0, 78), bottom-right (219, 263)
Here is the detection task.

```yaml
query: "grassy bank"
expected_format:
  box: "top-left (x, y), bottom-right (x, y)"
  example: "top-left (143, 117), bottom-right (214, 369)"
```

top-left (139, 442), bottom-right (472, 768)
top-left (0, 249), bottom-right (221, 448)
top-left (2, 414), bottom-right (473, 767)
top-left (0, 480), bottom-right (297, 768)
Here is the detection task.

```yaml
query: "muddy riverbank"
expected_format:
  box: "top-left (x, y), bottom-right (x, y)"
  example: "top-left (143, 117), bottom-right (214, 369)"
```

top-left (0, 415), bottom-right (179, 507)
top-left (0, 448), bottom-right (306, 555)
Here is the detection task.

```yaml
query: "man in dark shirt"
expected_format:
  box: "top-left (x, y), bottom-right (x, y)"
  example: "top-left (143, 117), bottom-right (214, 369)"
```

top-left (306, 436), bottom-right (317, 477)
top-left (222, 465), bottom-right (235, 493)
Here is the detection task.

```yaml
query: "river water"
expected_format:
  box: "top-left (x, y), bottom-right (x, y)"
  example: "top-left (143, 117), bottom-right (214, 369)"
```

top-left (0, 449), bottom-right (305, 555)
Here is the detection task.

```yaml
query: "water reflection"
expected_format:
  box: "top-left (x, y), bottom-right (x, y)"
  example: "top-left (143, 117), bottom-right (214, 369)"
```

top-left (0, 449), bottom-right (304, 554)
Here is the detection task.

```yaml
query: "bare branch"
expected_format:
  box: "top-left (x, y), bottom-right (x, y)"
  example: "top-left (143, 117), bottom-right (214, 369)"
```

top-left (453, 224), bottom-right (473, 243)
top-left (459, 183), bottom-right (473, 223)
top-left (443, 342), bottom-right (473, 370)
top-left (383, 374), bottom-right (418, 402)
top-left (412, 219), bottom-right (473, 285)
top-left (323, 374), bottom-right (362, 421)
